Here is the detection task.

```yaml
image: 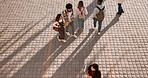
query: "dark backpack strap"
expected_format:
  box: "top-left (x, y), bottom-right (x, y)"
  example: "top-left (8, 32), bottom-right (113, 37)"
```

top-left (96, 6), bottom-right (105, 11)
top-left (102, 6), bottom-right (105, 10)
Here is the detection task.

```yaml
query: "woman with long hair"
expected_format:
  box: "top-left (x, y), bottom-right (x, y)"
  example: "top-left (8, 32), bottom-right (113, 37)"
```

top-left (87, 63), bottom-right (101, 78)
top-left (53, 14), bottom-right (66, 42)
top-left (76, 1), bottom-right (88, 30)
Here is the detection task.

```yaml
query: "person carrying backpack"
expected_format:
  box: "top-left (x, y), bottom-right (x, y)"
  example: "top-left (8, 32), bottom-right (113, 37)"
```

top-left (92, 0), bottom-right (105, 34)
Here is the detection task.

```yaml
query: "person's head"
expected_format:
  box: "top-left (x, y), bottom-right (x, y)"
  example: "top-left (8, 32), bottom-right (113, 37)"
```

top-left (88, 63), bottom-right (101, 78)
top-left (66, 3), bottom-right (73, 12)
top-left (78, 1), bottom-right (84, 10)
top-left (97, 0), bottom-right (103, 5)
top-left (55, 14), bottom-right (62, 21)
top-left (91, 63), bottom-right (99, 72)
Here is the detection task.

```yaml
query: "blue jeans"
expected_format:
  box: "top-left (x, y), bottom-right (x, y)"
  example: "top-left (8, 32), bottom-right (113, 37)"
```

top-left (93, 19), bottom-right (103, 32)
top-left (78, 18), bottom-right (85, 30)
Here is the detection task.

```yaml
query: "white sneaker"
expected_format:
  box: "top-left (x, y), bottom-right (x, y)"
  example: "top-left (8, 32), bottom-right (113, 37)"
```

top-left (98, 32), bottom-right (100, 35)
top-left (57, 36), bottom-right (61, 41)
top-left (61, 39), bottom-right (66, 42)
top-left (71, 35), bottom-right (77, 38)
top-left (66, 32), bottom-right (70, 36)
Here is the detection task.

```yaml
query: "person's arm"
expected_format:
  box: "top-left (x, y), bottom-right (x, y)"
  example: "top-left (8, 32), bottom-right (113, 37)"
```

top-left (84, 7), bottom-right (88, 16)
top-left (61, 11), bottom-right (66, 23)
top-left (71, 10), bottom-right (75, 21)
top-left (87, 75), bottom-right (92, 78)
top-left (76, 8), bottom-right (80, 17)
top-left (92, 8), bottom-right (98, 19)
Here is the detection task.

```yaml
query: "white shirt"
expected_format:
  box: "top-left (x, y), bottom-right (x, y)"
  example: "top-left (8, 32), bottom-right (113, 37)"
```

top-left (76, 7), bottom-right (88, 17)
top-left (67, 12), bottom-right (72, 21)
top-left (92, 4), bottom-right (105, 18)
top-left (62, 10), bottom-right (74, 22)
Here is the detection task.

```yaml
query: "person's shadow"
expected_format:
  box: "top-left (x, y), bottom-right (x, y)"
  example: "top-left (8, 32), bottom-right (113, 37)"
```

top-left (100, 14), bottom-right (120, 36)
top-left (50, 14), bottom-right (120, 78)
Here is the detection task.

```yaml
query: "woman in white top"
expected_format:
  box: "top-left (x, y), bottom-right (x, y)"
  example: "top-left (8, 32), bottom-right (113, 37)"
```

top-left (53, 14), bottom-right (66, 42)
top-left (76, 1), bottom-right (88, 30)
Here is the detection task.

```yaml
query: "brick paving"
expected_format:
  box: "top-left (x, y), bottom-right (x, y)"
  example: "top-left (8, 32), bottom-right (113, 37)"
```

top-left (0, 0), bottom-right (148, 78)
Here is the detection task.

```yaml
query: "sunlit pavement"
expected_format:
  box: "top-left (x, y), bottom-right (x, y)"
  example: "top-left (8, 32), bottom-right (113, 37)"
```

top-left (0, 0), bottom-right (148, 78)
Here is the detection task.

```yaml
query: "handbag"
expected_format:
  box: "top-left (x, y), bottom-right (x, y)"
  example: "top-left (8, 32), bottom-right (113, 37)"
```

top-left (53, 27), bottom-right (59, 32)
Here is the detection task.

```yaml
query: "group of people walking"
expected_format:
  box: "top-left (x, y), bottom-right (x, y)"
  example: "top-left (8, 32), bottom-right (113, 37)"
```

top-left (52, 0), bottom-right (124, 43)
top-left (52, 0), bottom-right (88, 42)
top-left (52, 0), bottom-right (124, 78)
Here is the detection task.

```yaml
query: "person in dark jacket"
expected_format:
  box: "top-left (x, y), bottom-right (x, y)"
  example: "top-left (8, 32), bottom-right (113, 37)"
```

top-left (117, 0), bottom-right (124, 15)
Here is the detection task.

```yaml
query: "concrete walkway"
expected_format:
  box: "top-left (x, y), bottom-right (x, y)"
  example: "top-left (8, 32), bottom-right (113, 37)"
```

top-left (0, 0), bottom-right (148, 78)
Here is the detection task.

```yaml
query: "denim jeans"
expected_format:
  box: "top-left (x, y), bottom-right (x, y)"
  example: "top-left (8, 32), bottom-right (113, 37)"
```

top-left (65, 21), bottom-right (74, 35)
top-left (78, 18), bottom-right (85, 30)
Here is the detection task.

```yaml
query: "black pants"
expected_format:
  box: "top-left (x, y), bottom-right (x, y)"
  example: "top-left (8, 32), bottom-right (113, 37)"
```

top-left (59, 26), bottom-right (65, 39)
top-left (117, 3), bottom-right (124, 15)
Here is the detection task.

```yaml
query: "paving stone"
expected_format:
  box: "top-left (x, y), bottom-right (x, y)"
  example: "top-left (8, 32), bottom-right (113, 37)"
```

top-left (0, 0), bottom-right (148, 78)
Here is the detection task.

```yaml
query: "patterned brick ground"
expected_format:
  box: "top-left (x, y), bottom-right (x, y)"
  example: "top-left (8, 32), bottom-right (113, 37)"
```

top-left (0, 0), bottom-right (148, 78)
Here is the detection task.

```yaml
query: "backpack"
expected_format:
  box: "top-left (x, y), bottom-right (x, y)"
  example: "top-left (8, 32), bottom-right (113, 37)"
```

top-left (96, 6), bottom-right (105, 20)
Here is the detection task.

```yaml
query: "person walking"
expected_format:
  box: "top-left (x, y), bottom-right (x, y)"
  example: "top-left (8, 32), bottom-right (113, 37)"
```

top-left (53, 14), bottom-right (66, 42)
top-left (92, 0), bottom-right (105, 34)
top-left (62, 3), bottom-right (77, 38)
top-left (76, 1), bottom-right (88, 30)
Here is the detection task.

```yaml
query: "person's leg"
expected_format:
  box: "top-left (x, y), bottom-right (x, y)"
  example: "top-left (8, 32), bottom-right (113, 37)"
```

top-left (70, 22), bottom-right (75, 35)
top-left (98, 20), bottom-right (103, 32)
top-left (65, 25), bottom-right (69, 32)
top-left (60, 26), bottom-right (65, 39)
top-left (58, 28), bottom-right (62, 39)
top-left (78, 18), bottom-right (81, 29)
top-left (93, 18), bottom-right (97, 28)
top-left (81, 19), bottom-right (85, 29)
top-left (65, 24), bottom-right (70, 36)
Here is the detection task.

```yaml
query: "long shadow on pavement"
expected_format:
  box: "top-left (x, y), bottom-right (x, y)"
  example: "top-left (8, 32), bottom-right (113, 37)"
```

top-left (0, 22), bottom-right (33, 53)
top-left (0, 21), bottom-right (52, 69)
top-left (51, 14), bottom-right (120, 78)
top-left (0, 14), bottom-right (48, 54)
top-left (10, 35), bottom-right (59, 78)
top-left (43, 0), bottom-right (98, 74)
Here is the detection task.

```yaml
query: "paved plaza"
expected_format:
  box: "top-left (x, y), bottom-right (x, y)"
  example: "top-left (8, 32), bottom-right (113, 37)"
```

top-left (0, 0), bottom-right (148, 78)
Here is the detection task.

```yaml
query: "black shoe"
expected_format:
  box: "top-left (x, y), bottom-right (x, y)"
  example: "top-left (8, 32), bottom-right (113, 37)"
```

top-left (117, 12), bottom-right (122, 15)
top-left (121, 10), bottom-right (124, 13)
